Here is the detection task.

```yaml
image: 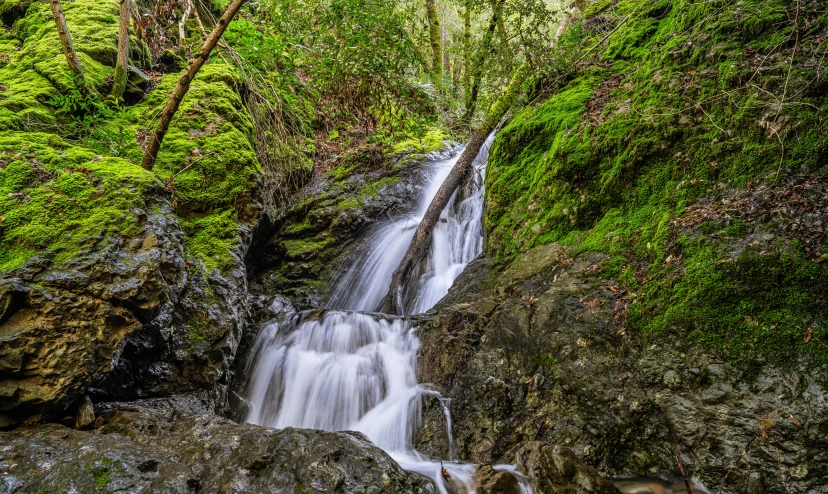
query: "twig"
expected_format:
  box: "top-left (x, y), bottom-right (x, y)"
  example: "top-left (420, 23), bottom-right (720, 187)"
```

top-left (571, 15), bottom-right (631, 66)
top-left (775, 0), bottom-right (801, 123)
top-left (719, 436), bottom-right (757, 491)
top-left (675, 451), bottom-right (693, 494)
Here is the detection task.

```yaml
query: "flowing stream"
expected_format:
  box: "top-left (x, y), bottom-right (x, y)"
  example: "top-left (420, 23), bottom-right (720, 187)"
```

top-left (245, 137), bottom-right (534, 493)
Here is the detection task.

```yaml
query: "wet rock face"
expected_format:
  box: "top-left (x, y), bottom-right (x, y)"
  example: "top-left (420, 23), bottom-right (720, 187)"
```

top-left (515, 443), bottom-right (620, 494)
top-left (413, 243), bottom-right (828, 494)
top-left (0, 197), bottom-right (181, 421)
top-left (245, 152), bottom-right (436, 312)
top-left (0, 396), bottom-right (431, 493)
top-left (0, 189), bottom-right (251, 422)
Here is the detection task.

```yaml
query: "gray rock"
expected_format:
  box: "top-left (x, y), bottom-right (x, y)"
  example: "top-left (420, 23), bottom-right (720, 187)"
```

top-left (413, 244), bottom-right (828, 493)
top-left (0, 397), bottom-right (431, 493)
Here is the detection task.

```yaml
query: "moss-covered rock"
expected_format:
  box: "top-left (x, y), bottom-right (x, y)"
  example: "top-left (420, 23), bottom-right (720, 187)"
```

top-left (0, 0), bottom-right (150, 131)
top-left (0, 131), bottom-right (159, 271)
top-left (484, 0), bottom-right (828, 367)
top-left (414, 246), bottom-right (828, 493)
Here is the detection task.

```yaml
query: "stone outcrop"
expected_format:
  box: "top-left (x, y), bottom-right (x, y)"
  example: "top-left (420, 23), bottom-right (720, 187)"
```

top-left (414, 243), bottom-right (828, 493)
top-left (0, 395), bottom-right (432, 493)
top-left (515, 443), bottom-right (620, 494)
top-left (246, 146), bottom-right (457, 312)
top-left (0, 182), bottom-right (251, 424)
top-left (0, 186), bottom-right (180, 422)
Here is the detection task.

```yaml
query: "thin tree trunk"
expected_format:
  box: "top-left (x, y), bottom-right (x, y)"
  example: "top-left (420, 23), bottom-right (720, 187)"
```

top-left (462, 0), bottom-right (505, 123)
top-left (425, 0), bottom-right (442, 75)
top-left (442, 26), bottom-right (450, 75)
top-left (552, 7), bottom-right (575, 49)
top-left (141, 0), bottom-right (245, 171)
top-left (49, 0), bottom-right (84, 84)
top-left (383, 63), bottom-right (529, 315)
top-left (497, 14), bottom-right (513, 74)
top-left (179, 0), bottom-right (192, 57)
top-left (463, 0), bottom-right (471, 96)
top-left (110, 0), bottom-right (130, 100)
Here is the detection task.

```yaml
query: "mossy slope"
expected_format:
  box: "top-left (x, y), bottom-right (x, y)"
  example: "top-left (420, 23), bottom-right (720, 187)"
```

top-left (104, 63), bottom-right (259, 270)
top-left (485, 0), bottom-right (828, 367)
top-left (0, 0), bottom-right (150, 131)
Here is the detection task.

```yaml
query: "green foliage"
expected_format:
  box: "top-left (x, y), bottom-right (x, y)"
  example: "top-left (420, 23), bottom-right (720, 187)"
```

top-left (250, 0), bottom-right (433, 131)
top-left (45, 73), bottom-right (116, 136)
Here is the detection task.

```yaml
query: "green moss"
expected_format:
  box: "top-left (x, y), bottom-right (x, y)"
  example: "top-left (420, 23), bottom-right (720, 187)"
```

top-left (0, 0), bottom-right (150, 131)
top-left (390, 127), bottom-right (449, 155)
top-left (633, 240), bottom-right (828, 368)
top-left (187, 319), bottom-right (208, 348)
top-left (111, 63), bottom-right (260, 210)
top-left (181, 209), bottom-right (241, 272)
top-left (359, 176), bottom-right (399, 201)
top-left (283, 237), bottom-right (333, 260)
top-left (485, 0), bottom-right (828, 367)
top-left (485, 75), bottom-right (601, 258)
top-left (531, 353), bottom-right (558, 371)
top-left (84, 458), bottom-right (115, 489)
top-left (0, 131), bottom-right (159, 271)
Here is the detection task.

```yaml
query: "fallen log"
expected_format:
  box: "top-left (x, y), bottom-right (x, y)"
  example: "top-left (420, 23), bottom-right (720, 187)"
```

top-left (382, 63), bottom-right (529, 315)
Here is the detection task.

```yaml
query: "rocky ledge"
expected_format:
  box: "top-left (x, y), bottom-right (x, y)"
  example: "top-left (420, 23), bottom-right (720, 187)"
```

top-left (413, 244), bottom-right (828, 493)
top-left (0, 395), bottom-right (432, 494)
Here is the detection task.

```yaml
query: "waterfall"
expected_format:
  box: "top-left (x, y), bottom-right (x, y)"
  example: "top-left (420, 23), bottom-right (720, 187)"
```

top-left (328, 134), bottom-right (493, 314)
top-left (245, 136), bottom-right (533, 493)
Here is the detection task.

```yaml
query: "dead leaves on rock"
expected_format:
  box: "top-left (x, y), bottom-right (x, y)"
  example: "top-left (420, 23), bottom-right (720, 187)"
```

top-left (673, 172), bottom-right (828, 259)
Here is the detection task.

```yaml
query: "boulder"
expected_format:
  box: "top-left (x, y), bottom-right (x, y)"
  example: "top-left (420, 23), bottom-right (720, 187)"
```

top-left (414, 244), bottom-right (828, 493)
top-left (0, 396), bottom-right (432, 493)
top-left (0, 202), bottom-right (180, 421)
top-left (515, 442), bottom-right (620, 494)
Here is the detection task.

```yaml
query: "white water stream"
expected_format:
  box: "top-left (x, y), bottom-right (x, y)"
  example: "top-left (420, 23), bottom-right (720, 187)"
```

top-left (245, 137), bottom-right (534, 493)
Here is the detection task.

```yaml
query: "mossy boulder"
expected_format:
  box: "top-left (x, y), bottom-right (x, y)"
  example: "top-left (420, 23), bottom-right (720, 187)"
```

top-left (0, 130), bottom-right (250, 421)
top-left (0, 131), bottom-right (159, 271)
top-left (0, 132), bottom-right (178, 420)
top-left (0, 0), bottom-right (150, 131)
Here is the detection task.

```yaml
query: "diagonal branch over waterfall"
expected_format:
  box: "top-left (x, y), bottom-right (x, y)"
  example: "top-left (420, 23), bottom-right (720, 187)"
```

top-left (382, 63), bottom-right (529, 315)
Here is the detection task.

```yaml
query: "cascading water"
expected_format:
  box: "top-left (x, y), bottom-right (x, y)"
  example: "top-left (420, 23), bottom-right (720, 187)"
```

top-left (328, 134), bottom-right (493, 314)
top-left (245, 136), bottom-right (533, 493)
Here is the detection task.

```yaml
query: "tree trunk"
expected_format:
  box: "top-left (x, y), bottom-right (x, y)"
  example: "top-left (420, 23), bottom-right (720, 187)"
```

top-left (49, 0), bottom-right (84, 84)
top-left (110, 0), bottom-right (130, 100)
top-left (141, 0), bottom-right (246, 171)
top-left (425, 0), bottom-right (442, 75)
top-left (462, 0), bottom-right (505, 123)
top-left (462, 0), bottom-right (471, 94)
top-left (383, 63), bottom-right (529, 315)
top-left (497, 14), bottom-right (513, 74)
top-left (442, 26), bottom-right (450, 75)
top-left (179, 0), bottom-right (192, 58)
